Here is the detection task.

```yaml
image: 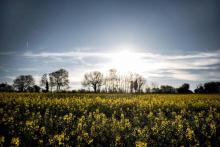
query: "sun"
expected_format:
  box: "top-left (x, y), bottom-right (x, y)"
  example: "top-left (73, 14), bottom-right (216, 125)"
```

top-left (107, 49), bottom-right (145, 74)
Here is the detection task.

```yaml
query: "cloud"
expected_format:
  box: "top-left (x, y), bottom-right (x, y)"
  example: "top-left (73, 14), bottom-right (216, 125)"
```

top-left (163, 51), bottom-right (220, 60)
top-left (23, 51), bottom-right (109, 58)
top-left (23, 49), bottom-right (220, 63)
top-left (1, 49), bottom-right (219, 90)
top-left (18, 49), bottom-right (220, 83)
top-left (168, 70), bottom-right (200, 81)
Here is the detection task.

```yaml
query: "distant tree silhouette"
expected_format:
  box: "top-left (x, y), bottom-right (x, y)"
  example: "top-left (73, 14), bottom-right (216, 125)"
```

top-left (98, 71), bottom-right (147, 93)
top-left (49, 69), bottom-right (69, 91)
top-left (82, 71), bottom-right (103, 92)
top-left (204, 82), bottom-right (220, 93)
top-left (0, 83), bottom-right (14, 92)
top-left (133, 80), bottom-right (138, 93)
top-left (194, 82), bottom-right (220, 93)
top-left (130, 80), bottom-right (134, 93)
top-left (40, 74), bottom-right (49, 92)
top-left (160, 85), bottom-right (176, 93)
top-left (13, 75), bottom-right (35, 92)
top-left (194, 84), bottom-right (205, 93)
top-left (151, 87), bottom-right (160, 93)
top-left (34, 85), bottom-right (41, 92)
top-left (145, 87), bottom-right (151, 93)
top-left (150, 82), bottom-right (160, 93)
top-left (128, 73), bottom-right (146, 93)
top-left (107, 69), bottom-right (118, 92)
top-left (27, 85), bottom-right (41, 92)
top-left (177, 83), bottom-right (192, 93)
top-left (49, 74), bottom-right (56, 92)
top-left (135, 74), bottom-right (146, 93)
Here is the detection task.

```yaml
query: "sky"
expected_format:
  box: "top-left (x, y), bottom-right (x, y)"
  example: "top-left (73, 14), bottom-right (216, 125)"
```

top-left (0, 0), bottom-right (220, 90)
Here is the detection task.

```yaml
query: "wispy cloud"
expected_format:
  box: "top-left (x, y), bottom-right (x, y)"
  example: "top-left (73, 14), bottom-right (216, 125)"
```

top-left (14, 49), bottom-right (218, 83)
top-left (23, 49), bottom-right (220, 60)
top-left (1, 49), bottom-right (219, 90)
top-left (23, 51), bottom-right (109, 58)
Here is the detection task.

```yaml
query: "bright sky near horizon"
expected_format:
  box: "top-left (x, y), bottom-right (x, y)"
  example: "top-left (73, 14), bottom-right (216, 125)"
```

top-left (0, 0), bottom-right (220, 90)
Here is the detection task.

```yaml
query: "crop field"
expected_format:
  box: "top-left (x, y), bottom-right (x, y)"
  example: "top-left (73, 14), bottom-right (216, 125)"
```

top-left (0, 93), bottom-right (220, 146)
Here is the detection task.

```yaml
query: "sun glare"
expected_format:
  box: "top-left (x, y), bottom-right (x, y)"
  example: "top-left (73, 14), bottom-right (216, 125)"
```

top-left (108, 49), bottom-right (145, 74)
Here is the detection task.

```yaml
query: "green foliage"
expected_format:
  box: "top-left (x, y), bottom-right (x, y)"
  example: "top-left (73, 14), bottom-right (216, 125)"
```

top-left (0, 93), bottom-right (220, 146)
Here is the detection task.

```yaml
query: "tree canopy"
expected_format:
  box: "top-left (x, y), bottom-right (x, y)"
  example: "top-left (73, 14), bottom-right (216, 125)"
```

top-left (13, 75), bottom-right (35, 92)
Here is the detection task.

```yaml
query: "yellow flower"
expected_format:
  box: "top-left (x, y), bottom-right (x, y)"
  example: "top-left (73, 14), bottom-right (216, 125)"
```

top-left (88, 138), bottom-right (93, 144)
top-left (135, 141), bottom-right (147, 147)
top-left (63, 113), bottom-right (73, 123)
top-left (115, 135), bottom-right (121, 145)
top-left (38, 139), bottom-right (43, 144)
top-left (186, 128), bottom-right (195, 140)
top-left (25, 120), bottom-right (33, 127)
top-left (49, 138), bottom-right (54, 144)
top-left (0, 136), bottom-right (5, 145)
top-left (11, 137), bottom-right (20, 146)
top-left (54, 132), bottom-right (65, 145)
top-left (40, 127), bottom-right (46, 135)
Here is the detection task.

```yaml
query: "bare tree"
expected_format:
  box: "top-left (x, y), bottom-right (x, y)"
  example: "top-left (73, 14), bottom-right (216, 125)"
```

top-left (103, 77), bottom-right (108, 93)
top-left (128, 72), bottom-right (134, 93)
top-left (49, 69), bottom-right (69, 91)
top-left (124, 74), bottom-right (131, 93)
top-left (13, 75), bottom-right (35, 92)
top-left (105, 69), bottom-right (118, 92)
top-left (82, 71), bottom-right (103, 92)
top-left (40, 74), bottom-right (49, 92)
top-left (128, 73), bottom-right (146, 93)
top-left (83, 69), bottom-right (147, 93)
top-left (136, 74), bottom-right (146, 93)
top-left (49, 74), bottom-right (56, 92)
top-left (129, 80), bottom-right (133, 93)
top-left (133, 79), bottom-right (138, 93)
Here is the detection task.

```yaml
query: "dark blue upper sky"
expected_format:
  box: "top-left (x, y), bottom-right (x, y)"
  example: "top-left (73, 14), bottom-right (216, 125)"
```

top-left (0, 0), bottom-right (220, 89)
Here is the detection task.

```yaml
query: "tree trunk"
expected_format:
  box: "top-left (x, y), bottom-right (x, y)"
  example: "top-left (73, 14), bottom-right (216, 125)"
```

top-left (94, 84), bottom-right (97, 93)
top-left (46, 81), bottom-right (49, 92)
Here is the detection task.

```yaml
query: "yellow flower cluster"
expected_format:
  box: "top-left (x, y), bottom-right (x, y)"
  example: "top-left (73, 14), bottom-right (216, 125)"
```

top-left (135, 141), bottom-right (147, 147)
top-left (0, 93), bottom-right (220, 146)
top-left (11, 137), bottom-right (20, 146)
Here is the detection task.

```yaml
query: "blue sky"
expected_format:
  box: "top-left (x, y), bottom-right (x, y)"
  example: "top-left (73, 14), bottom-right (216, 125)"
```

top-left (0, 0), bottom-right (220, 90)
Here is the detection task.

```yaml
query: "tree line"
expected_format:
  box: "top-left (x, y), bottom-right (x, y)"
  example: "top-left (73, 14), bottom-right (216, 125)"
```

top-left (82, 69), bottom-right (146, 93)
top-left (0, 68), bottom-right (220, 93)
top-left (0, 69), bottom-right (69, 92)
